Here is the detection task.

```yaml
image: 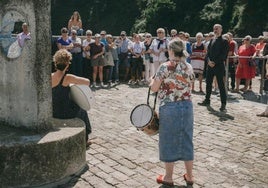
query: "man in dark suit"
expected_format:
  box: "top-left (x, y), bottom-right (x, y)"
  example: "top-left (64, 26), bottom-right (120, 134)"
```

top-left (198, 24), bottom-right (229, 112)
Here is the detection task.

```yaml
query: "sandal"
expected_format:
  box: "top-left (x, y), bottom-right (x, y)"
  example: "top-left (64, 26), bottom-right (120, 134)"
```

top-left (156, 175), bottom-right (174, 186)
top-left (183, 174), bottom-right (194, 186)
top-left (231, 89), bottom-right (240, 93)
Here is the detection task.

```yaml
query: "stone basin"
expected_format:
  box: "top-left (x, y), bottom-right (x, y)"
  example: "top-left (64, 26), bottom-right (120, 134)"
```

top-left (0, 118), bottom-right (86, 188)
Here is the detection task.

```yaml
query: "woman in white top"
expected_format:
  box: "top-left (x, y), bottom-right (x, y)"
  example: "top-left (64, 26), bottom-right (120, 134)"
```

top-left (149, 28), bottom-right (169, 77)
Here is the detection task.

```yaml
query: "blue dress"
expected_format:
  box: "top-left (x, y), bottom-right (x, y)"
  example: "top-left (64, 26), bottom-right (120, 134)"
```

top-left (154, 61), bottom-right (194, 162)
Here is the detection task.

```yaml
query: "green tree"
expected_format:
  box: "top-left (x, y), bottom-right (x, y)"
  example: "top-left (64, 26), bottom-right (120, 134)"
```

top-left (51, 0), bottom-right (268, 37)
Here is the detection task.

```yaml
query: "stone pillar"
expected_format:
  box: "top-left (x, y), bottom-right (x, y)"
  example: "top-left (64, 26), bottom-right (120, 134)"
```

top-left (0, 0), bottom-right (52, 131)
top-left (0, 1), bottom-right (87, 187)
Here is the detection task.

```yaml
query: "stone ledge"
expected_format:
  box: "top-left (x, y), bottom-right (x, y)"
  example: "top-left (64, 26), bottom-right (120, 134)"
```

top-left (0, 118), bottom-right (86, 188)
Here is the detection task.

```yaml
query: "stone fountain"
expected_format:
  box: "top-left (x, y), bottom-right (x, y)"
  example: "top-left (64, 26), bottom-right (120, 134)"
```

top-left (0, 1), bottom-right (86, 187)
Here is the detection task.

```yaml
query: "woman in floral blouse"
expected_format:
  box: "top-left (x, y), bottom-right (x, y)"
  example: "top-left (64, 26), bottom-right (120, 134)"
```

top-left (150, 39), bottom-right (195, 187)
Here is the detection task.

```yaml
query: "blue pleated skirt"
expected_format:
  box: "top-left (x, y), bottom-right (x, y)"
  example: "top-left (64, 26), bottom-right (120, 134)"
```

top-left (159, 100), bottom-right (194, 162)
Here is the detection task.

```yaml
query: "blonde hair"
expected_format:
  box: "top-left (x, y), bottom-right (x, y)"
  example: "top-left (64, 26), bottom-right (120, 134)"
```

top-left (71, 11), bottom-right (81, 21)
top-left (53, 49), bottom-right (72, 71)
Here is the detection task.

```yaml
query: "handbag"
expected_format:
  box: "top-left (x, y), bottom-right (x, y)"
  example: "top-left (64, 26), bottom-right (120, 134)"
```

top-left (164, 39), bottom-right (169, 60)
top-left (248, 58), bottom-right (256, 67)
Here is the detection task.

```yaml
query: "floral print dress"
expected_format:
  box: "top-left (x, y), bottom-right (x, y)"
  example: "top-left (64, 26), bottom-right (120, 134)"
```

top-left (154, 60), bottom-right (194, 106)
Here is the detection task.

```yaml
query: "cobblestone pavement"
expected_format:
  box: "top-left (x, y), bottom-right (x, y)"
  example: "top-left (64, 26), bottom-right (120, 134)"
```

top-left (63, 77), bottom-right (268, 188)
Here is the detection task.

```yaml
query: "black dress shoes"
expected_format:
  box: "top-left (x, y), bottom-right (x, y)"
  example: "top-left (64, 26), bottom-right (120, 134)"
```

top-left (197, 100), bottom-right (210, 106)
top-left (219, 104), bottom-right (227, 112)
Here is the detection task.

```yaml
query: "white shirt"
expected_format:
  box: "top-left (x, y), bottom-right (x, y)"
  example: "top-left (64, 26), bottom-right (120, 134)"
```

top-left (69, 36), bottom-right (82, 53)
top-left (82, 39), bottom-right (95, 57)
top-left (129, 41), bottom-right (145, 55)
top-left (17, 32), bottom-right (31, 47)
top-left (150, 38), bottom-right (169, 62)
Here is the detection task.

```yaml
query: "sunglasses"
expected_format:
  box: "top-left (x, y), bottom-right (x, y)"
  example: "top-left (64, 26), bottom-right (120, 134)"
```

top-left (62, 31), bottom-right (68, 33)
top-left (72, 33), bottom-right (77, 35)
top-left (146, 36), bottom-right (151, 38)
top-left (120, 34), bottom-right (126, 36)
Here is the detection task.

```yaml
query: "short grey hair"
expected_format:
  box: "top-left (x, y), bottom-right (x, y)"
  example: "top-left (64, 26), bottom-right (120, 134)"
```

top-left (168, 39), bottom-right (189, 58)
top-left (195, 32), bottom-right (203, 38)
top-left (86, 30), bottom-right (92, 35)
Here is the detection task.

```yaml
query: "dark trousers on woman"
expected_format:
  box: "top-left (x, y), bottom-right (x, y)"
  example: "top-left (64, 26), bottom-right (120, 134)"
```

top-left (205, 65), bottom-right (227, 106)
top-left (131, 57), bottom-right (143, 81)
top-left (76, 109), bottom-right (92, 141)
top-left (82, 57), bottom-right (92, 80)
top-left (71, 52), bottom-right (83, 76)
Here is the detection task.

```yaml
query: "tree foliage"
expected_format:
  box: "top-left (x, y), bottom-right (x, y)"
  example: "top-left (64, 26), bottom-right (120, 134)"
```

top-left (51, 0), bottom-right (268, 37)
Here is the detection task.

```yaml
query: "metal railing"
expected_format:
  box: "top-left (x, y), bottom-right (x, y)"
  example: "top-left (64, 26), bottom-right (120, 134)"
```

top-left (225, 56), bottom-right (268, 95)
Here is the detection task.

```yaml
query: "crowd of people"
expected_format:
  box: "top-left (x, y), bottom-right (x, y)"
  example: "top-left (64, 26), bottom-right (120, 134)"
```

top-left (54, 11), bottom-right (268, 94)
top-left (50, 11), bottom-right (268, 187)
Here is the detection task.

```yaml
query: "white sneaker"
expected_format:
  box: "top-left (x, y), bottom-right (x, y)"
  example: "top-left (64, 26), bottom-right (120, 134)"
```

top-left (138, 80), bottom-right (143, 86)
top-left (92, 82), bottom-right (96, 88)
top-left (100, 82), bottom-right (106, 88)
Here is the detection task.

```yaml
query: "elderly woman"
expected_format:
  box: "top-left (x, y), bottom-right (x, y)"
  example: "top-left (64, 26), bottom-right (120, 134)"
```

top-left (150, 39), bottom-right (195, 187)
top-left (190, 32), bottom-right (206, 93)
top-left (235, 35), bottom-right (256, 92)
top-left (143, 33), bottom-right (153, 83)
top-left (52, 49), bottom-right (92, 146)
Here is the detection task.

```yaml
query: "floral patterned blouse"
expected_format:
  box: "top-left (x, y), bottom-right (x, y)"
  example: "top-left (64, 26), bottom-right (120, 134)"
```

top-left (154, 60), bottom-right (194, 106)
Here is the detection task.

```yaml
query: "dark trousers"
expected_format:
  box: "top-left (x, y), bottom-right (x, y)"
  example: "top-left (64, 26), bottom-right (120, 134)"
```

top-left (112, 60), bottom-right (119, 81)
top-left (82, 57), bottom-right (92, 80)
top-left (228, 62), bottom-right (236, 90)
top-left (205, 64), bottom-right (227, 105)
top-left (131, 57), bottom-right (143, 80)
top-left (76, 109), bottom-right (91, 141)
top-left (70, 53), bottom-right (83, 76)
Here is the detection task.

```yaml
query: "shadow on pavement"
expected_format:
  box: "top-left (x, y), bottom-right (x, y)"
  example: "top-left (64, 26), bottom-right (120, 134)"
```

top-left (58, 164), bottom-right (89, 188)
top-left (207, 106), bottom-right (235, 121)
